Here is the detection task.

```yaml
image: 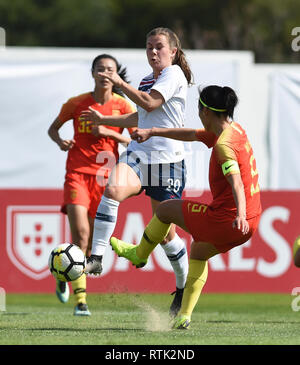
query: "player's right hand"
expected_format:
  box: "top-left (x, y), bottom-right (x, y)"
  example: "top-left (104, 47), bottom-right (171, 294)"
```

top-left (131, 128), bottom-right (152, 143)
top-left (232, 216), bottom-right (249, 235)
top-left (59, 139), bottom-right (75, 151)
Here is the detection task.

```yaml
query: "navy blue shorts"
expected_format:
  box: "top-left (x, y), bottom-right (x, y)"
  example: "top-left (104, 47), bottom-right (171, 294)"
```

top-left (118, 150), bottom-right (186, 202)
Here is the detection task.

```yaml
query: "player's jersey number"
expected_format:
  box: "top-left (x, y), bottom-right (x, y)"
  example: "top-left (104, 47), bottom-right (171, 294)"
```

top-left (78, 120), bottom-right (92, 133)
top-left (245, 140), bottom-right (259, 196)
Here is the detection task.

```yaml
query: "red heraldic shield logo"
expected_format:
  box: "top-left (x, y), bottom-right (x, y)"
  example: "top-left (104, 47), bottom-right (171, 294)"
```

top-left (6, 206), bottom-right (69, 280)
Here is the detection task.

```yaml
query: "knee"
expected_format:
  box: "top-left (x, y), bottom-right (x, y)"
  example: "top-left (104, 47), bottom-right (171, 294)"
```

top-left (156, 200), bottom-right (173, 223)
top-left (104, 185), bottom-right (122, 202)
top-left (160, 224), bottom-right (176, 245)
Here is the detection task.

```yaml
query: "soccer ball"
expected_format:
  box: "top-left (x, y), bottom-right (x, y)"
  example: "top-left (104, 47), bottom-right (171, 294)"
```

top-left (48, 243), bottom-right (86, 282)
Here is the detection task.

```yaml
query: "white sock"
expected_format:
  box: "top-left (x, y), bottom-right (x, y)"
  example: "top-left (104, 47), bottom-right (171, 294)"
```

top-left (91, 195), bottom-right (120, 256)
top-left (161, 233), bottom-right (188, 289)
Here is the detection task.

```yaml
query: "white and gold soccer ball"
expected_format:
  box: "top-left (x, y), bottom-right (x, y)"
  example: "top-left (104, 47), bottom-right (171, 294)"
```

top-left (48, 243), bottom-right (86, 282)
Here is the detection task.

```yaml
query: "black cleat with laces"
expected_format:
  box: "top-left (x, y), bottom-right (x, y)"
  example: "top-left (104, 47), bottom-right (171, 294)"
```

top-left (84, 255), bottom-right (103, 275)
top-left (169, 287), bottom-right (184, 317)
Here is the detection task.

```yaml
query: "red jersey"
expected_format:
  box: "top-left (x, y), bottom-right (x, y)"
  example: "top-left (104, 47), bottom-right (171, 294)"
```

top-left (196, 122), bottom-right (261, 221)
top-left (58, 92), bottom-right (135, 175)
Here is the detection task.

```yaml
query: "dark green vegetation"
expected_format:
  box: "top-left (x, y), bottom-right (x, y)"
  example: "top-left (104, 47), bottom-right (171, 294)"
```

top-left (0, 0), bottom-right (299, 62)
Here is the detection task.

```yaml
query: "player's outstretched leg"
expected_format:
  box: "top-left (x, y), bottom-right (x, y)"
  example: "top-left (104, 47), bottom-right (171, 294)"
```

top-left (110, 237), bottom-right (147, 268)
top-left (110, 214), bottom-right (171, 267)
top-left (110, 213), bottom-right (171, 268)
top-left (55, 280), bottom-right (70, 303)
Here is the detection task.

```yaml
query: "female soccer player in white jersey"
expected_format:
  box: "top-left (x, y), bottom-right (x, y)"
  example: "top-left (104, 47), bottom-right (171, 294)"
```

top-left (80, 27), bottom-right (193, 316)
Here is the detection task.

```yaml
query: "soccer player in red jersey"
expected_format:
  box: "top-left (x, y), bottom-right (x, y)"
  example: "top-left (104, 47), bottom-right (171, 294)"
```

top-left (48, 54), bottom-right (135, 316)
top-left (110, 85), bottom-right (262, 329)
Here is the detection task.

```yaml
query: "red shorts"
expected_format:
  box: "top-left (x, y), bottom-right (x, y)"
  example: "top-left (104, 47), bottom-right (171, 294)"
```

top-left (62, 172), bottom-right (105, 218)
top-left (182, 200), bottom-right (260, 253)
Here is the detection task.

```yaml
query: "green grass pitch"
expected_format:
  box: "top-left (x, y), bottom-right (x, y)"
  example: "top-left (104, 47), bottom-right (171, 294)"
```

top-left (0, 292), bottom-right (299, 345)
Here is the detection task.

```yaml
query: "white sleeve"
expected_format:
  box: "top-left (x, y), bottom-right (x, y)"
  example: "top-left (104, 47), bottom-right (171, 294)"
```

top-left (151, 66), bottom-right (183, 102)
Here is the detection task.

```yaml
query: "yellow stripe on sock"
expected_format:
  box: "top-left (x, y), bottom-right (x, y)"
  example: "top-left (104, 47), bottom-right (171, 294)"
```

top-left (136, 214), bottom-right (171, 260)
top-left (71, 273), bottom-right (87, 305)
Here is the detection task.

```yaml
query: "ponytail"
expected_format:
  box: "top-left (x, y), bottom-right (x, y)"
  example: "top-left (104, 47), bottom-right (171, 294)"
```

top-left (173, 48), bottom-right (193, 85)
top-left (222, 86), bottom-right (238, 118)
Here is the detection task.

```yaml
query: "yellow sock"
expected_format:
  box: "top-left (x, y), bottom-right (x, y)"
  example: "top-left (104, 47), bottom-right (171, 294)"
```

top-left (71, 273), bottom-right (87, 305)
top-left (136, 214), bottom-right (171, 260)
top-left (179, 259), bottom-right (208, 318)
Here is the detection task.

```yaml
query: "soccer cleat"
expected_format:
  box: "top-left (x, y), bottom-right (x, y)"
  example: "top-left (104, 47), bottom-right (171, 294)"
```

top-left (110, 237), bottom-right (147, 268)
top-left (172, 314), bottom-right (191, 330)
top-left (74, 303), bottom-right (91, 316)
top-left (169, 287), bottom-right (184, 317)
top-left (84, 255), bottom-right (103, 275)
top-left (55, 280), bottom-right (70, 303)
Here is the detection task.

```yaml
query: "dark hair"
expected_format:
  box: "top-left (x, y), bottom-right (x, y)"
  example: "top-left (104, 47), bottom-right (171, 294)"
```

top-left (146, 27), bottom-right (193, 85)
top-left (199, 85), bottom-right (238, 118)
top-left (91, 54), bottom-right (130, 96)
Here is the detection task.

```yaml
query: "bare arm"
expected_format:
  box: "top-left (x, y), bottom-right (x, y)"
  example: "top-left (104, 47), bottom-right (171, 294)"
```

top-left (226, 173), bottom-right (249, 235)
top-left (80, 109), bottom-right (138, 128)
top-left (117, 82), bottom-right (164, 112)
top-left (48, 117), bottom-right (75, 151)
top-left (98, 71), bottom-right (164, 112)
top-left (91, 125), bottom-right (131, 146)
top-left (131, 127), bottom-right (198, 143)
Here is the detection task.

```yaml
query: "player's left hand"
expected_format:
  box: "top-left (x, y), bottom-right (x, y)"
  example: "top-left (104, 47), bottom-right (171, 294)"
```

top-left (232, 216), bottom-right (249, 235)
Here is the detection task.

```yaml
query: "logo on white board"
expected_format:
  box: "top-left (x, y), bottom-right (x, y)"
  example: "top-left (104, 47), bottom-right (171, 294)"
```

top-left (6, 206), bottom-right (70, 280)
